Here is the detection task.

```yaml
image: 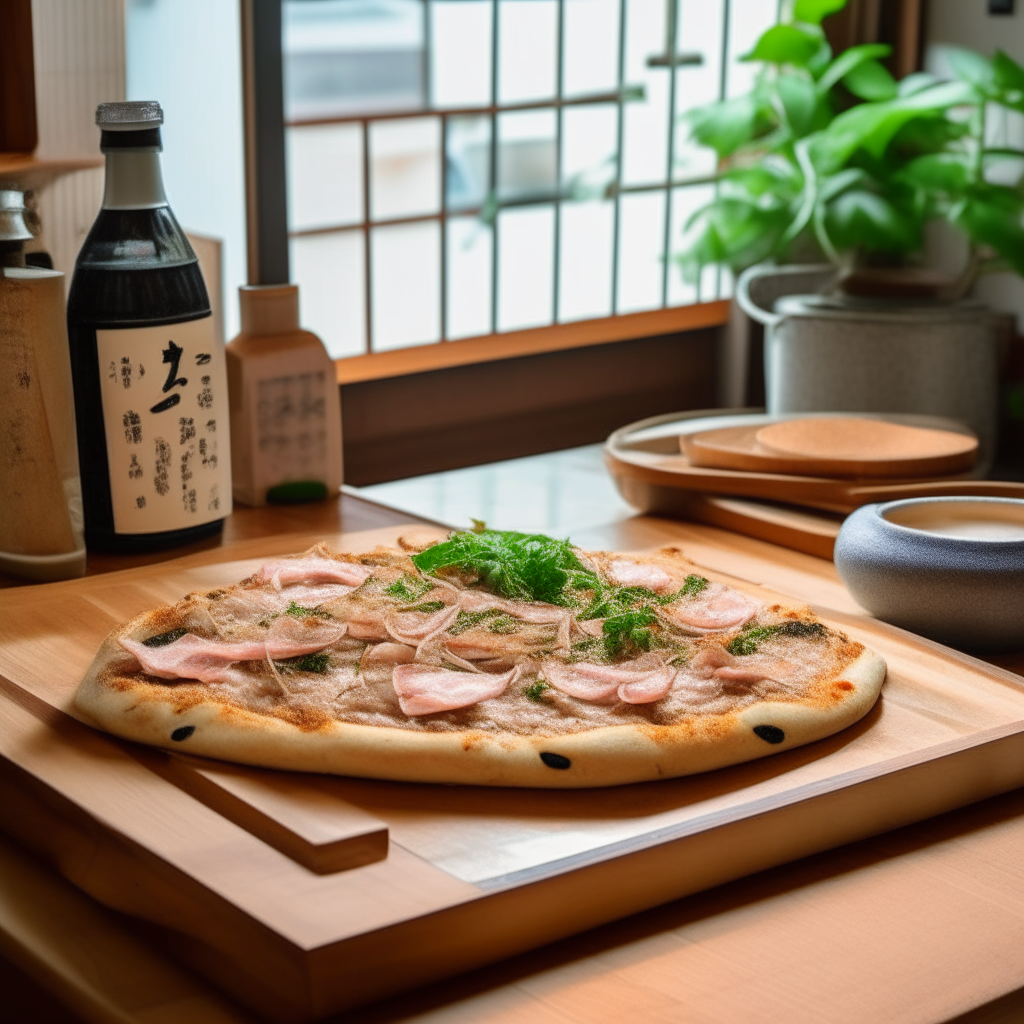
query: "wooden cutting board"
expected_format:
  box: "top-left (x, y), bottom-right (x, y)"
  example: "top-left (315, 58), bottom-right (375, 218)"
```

top-left (3, 524), bottom-right (1024, 1023)
top-left (684, 418), bottom-right (979, 479)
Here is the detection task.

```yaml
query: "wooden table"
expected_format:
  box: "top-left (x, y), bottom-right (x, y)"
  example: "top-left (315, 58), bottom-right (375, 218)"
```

top-left (3, 486), bottom-right (1024, 1024)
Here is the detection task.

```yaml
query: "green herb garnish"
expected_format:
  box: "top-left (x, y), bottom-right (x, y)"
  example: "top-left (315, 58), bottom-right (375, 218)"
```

top-left (488, 615), bottom-right (519, 634)
top-left (404, 600), bottom-right (446, 613)
top-left (602, 608), bottom-right (659, 658)
top-left (412, 529), bottom-right (598, 605)
top-left (277, 652), bottom-right (330, 674)
top-left (285, 601), bottom-right (331, 619)
top-left (676, 574), bottom-right (709, 598)
top-left (727, 620), bottom-right (826, 656)
top-left (385, 574), bottom-right (436, 602)
top-left (524, 680), bottom-right (550, 702)
top-left (448, 609), bottom-right (500, 634)
top-left (142, 627), bottom-right (187, 648)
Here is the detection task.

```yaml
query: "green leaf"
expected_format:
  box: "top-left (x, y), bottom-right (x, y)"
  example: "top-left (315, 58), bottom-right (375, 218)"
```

top-left (793, 0), bottom-right (847, 26)
top-left (777, 74), bottom-right (819, 136)
top-left (943, 46), bottom-right (996, 94)
top-left (843, 59), bottom-right (898, 101)
top-left (896, 153), bottom-right (970, 193)
top-left (817, 43), bottom-right (891, 93)
top-left (825, 189), bottom-right (920, 252)
top-left (993, 50), bottom-right (1024, 93)
top-left (684, 95), bottom-right (761, 157)
top-left (678, 197), bottom-right (796, 281)
top-left (818, 167), bottom-right (867, 202)
top-left (955, 196), bottom-right (1024, 274)
top-left (411, 529), bottom-right (596, 605)
top-left (898, 72), bottom-right (939, 97)
top-left (811, 80), bottom-right (976, 171)
top-left (743, 24), bottom-right (822, 67)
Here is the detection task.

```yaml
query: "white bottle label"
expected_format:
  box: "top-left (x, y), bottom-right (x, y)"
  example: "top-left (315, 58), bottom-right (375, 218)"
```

top-left (96, 317), bottom-right (233, 534)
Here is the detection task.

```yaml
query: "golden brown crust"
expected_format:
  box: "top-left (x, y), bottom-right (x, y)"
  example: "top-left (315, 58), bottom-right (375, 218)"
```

top-left (72, 544), bottom-right (887, 788)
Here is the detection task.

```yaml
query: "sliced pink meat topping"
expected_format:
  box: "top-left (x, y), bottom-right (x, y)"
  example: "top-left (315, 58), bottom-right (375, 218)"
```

top-left (121, 621), bottom-right (346, 685)
top-left (454, 591), bottom-right (571, 650)
top-left (688, 645), bottom-right (796, 685)
top-left (344, 606), bottom-right (392, 641)
top-left (663, 586), bottom-right (759, 632)
top-left (392, 664), bottom-right (518, 716)
top-left (541, 655), bottom-right (676, 704)
top-left (360, 642), bottom-right (416, 667)
top-left (258, 557), bottom-right (373, 591)
top-left (387, 604), bottom-right (460, 644)
top-left (607, 559), bottom-right (674, 593)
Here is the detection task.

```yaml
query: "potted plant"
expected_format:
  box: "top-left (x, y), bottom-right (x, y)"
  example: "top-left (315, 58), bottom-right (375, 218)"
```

top-left (677, 0), bottom-right (1024, 464)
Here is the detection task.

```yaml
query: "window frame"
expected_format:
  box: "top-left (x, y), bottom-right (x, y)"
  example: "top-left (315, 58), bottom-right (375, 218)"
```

top-left (242, 0), bottom-right (735, 384)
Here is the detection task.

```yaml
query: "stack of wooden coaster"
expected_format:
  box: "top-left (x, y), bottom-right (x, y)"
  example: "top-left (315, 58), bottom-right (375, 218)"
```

top-left (604, 412), bottom-right (1024, 559)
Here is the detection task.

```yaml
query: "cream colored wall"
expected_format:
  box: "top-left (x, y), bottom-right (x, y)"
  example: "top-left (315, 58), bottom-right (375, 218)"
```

top-left (30, 0), bottom-right (125, 283)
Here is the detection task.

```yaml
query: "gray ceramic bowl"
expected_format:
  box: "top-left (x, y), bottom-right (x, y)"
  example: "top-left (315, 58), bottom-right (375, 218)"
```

top-left (834, 497), bottom-right (1024, 653)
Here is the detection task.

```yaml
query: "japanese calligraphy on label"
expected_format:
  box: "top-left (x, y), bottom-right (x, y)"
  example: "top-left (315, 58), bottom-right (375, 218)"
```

top-left (96, 317), bottom-right (232, 534)
top-left (256, 371), bottom-right (329, 483)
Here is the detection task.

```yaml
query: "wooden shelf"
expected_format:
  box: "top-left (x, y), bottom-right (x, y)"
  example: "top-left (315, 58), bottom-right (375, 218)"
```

top-left (0, 153), bottom-right (102, 190)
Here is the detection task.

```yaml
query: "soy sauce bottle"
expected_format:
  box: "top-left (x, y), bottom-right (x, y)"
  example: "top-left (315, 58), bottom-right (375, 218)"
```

top-left (67, 101), bottom-right (232, 552)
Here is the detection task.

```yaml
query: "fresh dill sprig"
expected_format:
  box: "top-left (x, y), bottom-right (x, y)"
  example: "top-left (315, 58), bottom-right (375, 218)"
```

top-left (602, 608), bottom-right (659, 658)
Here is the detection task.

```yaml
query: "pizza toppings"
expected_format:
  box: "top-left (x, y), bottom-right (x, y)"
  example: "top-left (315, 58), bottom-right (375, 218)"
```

top-left (106, 531), bottom-right (856, 730)
top-left (121, 618), bottom-right (347, 685)
top-left (392, 664), bottom-right (520, 716)
top-left (662, 585), bottom-right (759, 633)
top-left (606, 559), bottom-right (674, 593)
top-left (541, 655), bottom-right (676, 705)
top-left (258, 556), bottom-right (374, 591)
top-left (360, 642), bottom-right (416, 667)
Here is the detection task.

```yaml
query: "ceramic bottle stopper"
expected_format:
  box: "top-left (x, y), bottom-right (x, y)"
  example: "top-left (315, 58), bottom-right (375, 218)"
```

top-left (0, 190), bottom-right (86, 581)
top-left (226, 285), bottom-right (342, 505)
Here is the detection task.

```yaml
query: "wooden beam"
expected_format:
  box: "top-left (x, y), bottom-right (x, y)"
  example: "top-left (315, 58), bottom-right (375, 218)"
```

top-left (334, 301), bottom-right (731, 385)
top-left (0, 0), bottom-right (37, 155)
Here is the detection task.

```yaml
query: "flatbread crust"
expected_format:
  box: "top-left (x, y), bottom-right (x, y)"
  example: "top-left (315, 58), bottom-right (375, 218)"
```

top-left (73, 544), bottom-right (886, 788)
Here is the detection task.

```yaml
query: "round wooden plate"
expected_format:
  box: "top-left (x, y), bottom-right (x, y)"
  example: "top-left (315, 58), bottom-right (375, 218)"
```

top-left (684, 417), bottom-right (978, 479)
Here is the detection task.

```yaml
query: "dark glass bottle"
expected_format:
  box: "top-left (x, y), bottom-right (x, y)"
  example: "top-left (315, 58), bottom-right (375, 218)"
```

top-left (67, 101), bottom-right (232, 552)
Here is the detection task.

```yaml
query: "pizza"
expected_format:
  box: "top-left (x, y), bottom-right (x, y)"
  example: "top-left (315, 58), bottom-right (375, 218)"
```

top-left (73, 529), bottom-right (885, 788)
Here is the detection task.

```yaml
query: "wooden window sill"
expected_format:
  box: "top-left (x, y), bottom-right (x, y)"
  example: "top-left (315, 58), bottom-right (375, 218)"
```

top-left (334, 300), bottom-right (730, 385)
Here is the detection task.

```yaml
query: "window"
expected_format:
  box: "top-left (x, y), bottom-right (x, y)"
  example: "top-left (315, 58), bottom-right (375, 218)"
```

top-left (283, 0), bottom-right (780, 363)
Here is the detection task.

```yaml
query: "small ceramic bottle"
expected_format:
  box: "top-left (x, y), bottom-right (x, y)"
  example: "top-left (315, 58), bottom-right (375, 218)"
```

top-left (226, 285), bottom-right (343, 505)
top-left (0, 190), bottom-right (86, 580)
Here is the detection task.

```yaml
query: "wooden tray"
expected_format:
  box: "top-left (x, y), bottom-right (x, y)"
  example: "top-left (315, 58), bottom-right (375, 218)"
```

top-left (606, 410), bottom-right (1024, 515)
top-left (4, 525), bottom-right (1024, 1023)
top-left (672, 493), bottom-right (845, 560)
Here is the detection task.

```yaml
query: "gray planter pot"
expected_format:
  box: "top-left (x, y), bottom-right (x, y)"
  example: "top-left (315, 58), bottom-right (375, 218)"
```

top-left (736, 264), bottom-right (999, 468)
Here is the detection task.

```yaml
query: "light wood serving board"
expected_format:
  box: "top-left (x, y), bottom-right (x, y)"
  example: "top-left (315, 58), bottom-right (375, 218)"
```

top-left (606, 412), bottom-right (1024, 541)
top-left (683, 420), bottom-right (979, 479)
top-left (4, 525), bottom-right (1024, 1023)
